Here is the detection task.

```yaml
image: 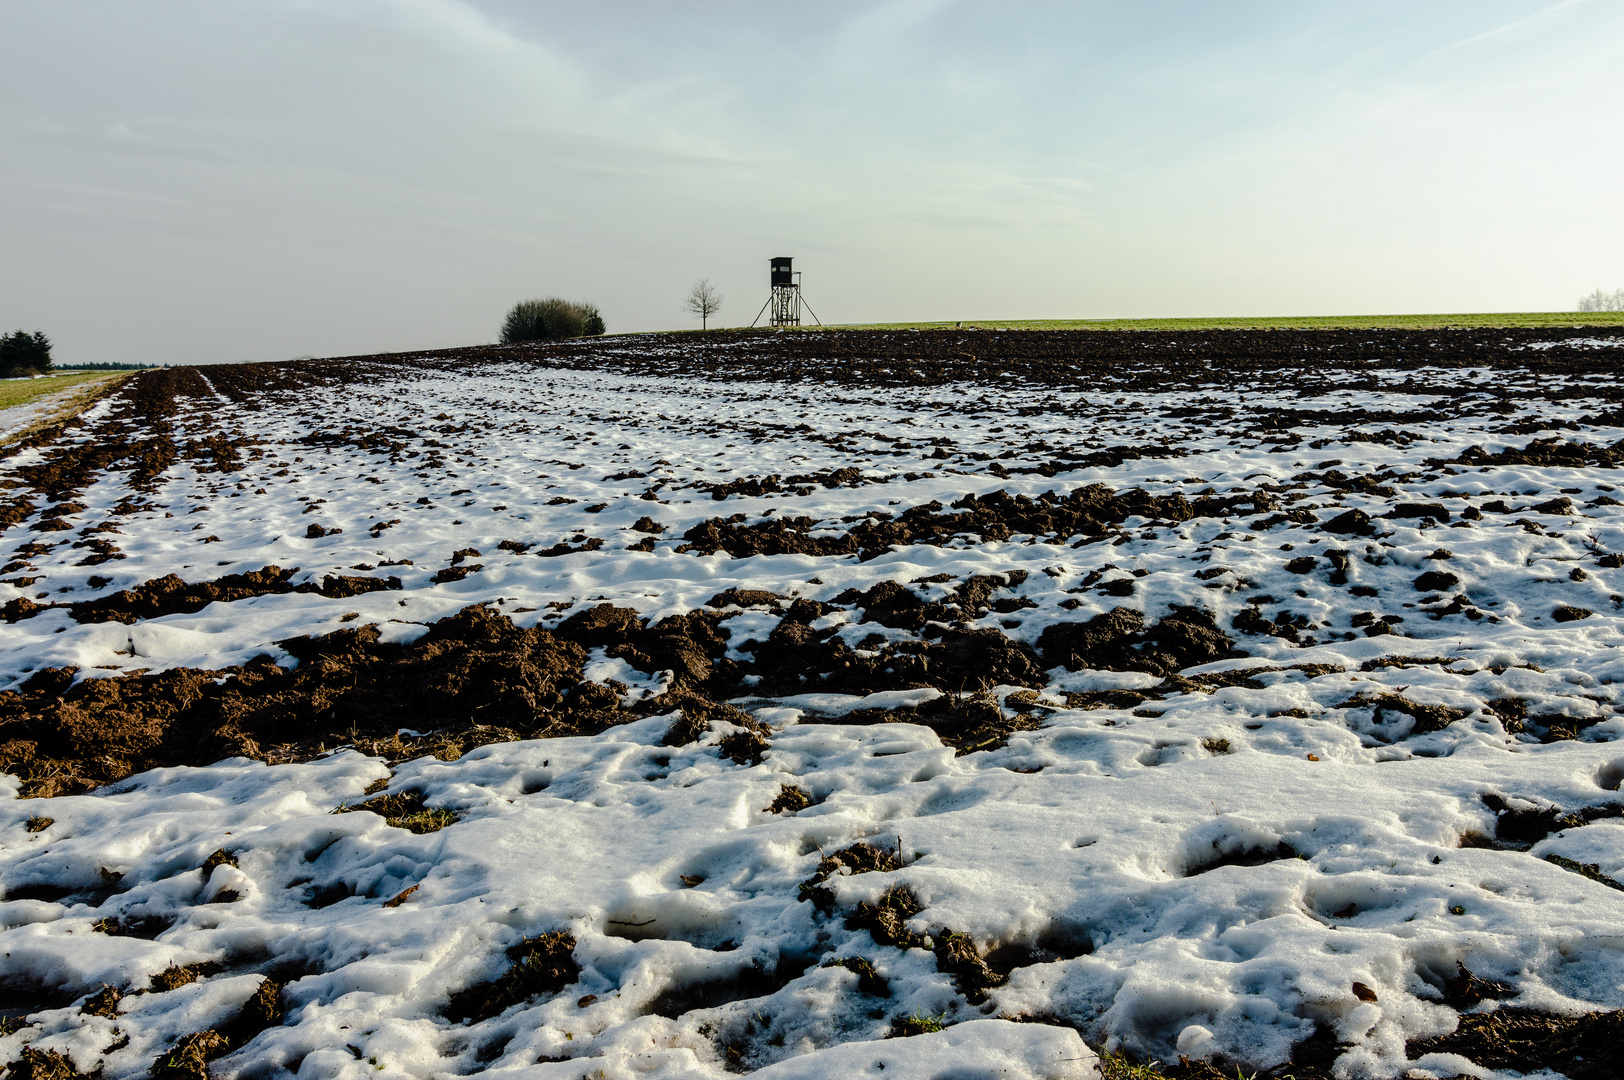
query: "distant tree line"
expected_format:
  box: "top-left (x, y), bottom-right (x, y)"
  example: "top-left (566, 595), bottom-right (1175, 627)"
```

top-left (0, 330), bottom-right (52, 378)
top-left (64, 361), bottom-right (161, 371)
top-left (500, 298), bottom-right (605, 343)
top-left (1578, 288), bottom-right (1624, 313)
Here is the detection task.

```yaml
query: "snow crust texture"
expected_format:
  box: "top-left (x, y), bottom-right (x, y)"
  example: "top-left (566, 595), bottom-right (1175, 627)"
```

top-left (2, 328), bottom-right (1624, 1079)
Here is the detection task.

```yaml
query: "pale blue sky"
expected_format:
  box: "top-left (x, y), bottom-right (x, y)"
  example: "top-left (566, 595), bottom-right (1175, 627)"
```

top-left (2, 1), bottom-right (1621, 364)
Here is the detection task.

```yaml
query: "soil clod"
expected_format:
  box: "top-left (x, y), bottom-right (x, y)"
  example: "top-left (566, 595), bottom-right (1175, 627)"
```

top-left (445, 932), bottom-right (580, 1024)
top-left (1408, 1006), bottom-right (1623, 1080)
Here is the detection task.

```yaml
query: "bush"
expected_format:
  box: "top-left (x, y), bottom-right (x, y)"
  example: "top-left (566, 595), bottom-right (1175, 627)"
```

top-left (500, 298), bottom-right (605, 343)
top-left (0, 330), bottom-right (52, 378)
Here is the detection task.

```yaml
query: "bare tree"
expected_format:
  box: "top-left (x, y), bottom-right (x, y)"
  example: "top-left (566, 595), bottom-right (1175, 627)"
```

top-left (1578, 287), bottom-right (1624, 313)
top-left (683, 278), bottom-right (723, 330)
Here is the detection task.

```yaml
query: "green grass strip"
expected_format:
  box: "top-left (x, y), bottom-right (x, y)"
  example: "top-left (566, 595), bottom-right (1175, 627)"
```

top-left (0, 371), bottom-right (121, 411)
top-left (822, 311), bottom-right (1624, 332)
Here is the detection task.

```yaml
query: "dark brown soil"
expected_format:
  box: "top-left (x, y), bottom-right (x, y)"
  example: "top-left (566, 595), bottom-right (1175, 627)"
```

top-left (1333, 693), bottom-right (1473, 737)
top-left (797, 840), bottom-right (908, 913)
top-left (147, 978), bottom-right (283, 1080)
top-left (661, 695), bottom-right (761, 748)
top-left (0, 546), bottom-right (1355, 798)
top-left (676, 485), bottom-right (1272, 561)
top-left (334, 790), bottom-right (459, 834)
top-left (328, 326), bottom-right (1624, 399)
top-left (845, 886), bottom-right (928, 951)
top-left (445, 932), bottom-right (579, 1024)
top-left (827, 956), bottom-right (890, 997)
top-left (4, 568), bottom-right (1218, 795)
top-left (1474, 792), bottom-right (1624, 850)
top-left (5, 326), bottom-right (1620, 564)
top-left (932, 929), bottom-right (1006, 1003)
top-left (150, 1031), bottom-right (231, 1080)
top-left (803, 841), bottom-right (906, 888)
top-left (0, 605), bottom-right (617, 797)
top-left (1036, 606), bottom-right (1238, 676)
top-left (765, 784), bottom-right (813, 814)
top-left (1443, 436), bottom-right (1624, 469)
top-left (3, 1047), bottom-right (90, 1080)
top-left (2, 565), bottom-right (400, 625)
top-left (1408, 1006), bottom-right (1623, 1080)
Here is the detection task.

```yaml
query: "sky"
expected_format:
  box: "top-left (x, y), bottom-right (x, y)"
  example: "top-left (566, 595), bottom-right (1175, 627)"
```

top-left (2, 0), bottom-right (1622, 366)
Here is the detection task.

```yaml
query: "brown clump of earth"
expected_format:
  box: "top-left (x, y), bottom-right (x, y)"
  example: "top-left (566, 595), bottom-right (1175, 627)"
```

top-left (765, 784), bottom-right (813, 814)
top-left (797, 841), bottom-right (909, 911)
top-left (804, 841), bottom-right (905, 885)
top-left (1035, 606), bottom-right (1238, 676)
top-left (660, 694), bottom-right (760, 747)
top-left (1443, 437), bottom-right (1624, 470)
top-left (3, 1047), bottom-right (90, 1080)
top-left (1331, 692), bottom-right (1473, 738)
top-left (827, 956), bottom-right (890, 997)
top-left (846, 886), bottom-right (929, 951)
top-left (676, 485), bottom-right (1274, 561)
top-left (932, 929), bottom-right (1006, 1004)
top-left (334, 790), bottom-right (460, 834)
top-left (1, 564), bottom-right (402, 625)
top-left (444, 932), bottom-right (580, 1024)
top-left (718, 572), bottom-right (1235, 711)
top-left (149, 1031), bottom-right (232, 1080)
top-left (150, 962), bottom-right (226, 992)
top-left (147, 977), bottom-right (285, 1080)
top-left (0, 604), bottom-right (618, 797)
top-left (1471, 792), bottom-right (1624, 850)
top-left (1407, 1006), bottom-right (1623, 1080)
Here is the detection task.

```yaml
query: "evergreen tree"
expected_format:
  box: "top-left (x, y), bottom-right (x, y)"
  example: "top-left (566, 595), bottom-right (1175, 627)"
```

top-left (0, 331), bottom-right (52, 377)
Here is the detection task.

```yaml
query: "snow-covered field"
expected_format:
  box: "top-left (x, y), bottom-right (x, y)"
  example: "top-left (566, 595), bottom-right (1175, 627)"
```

top-left (1, 331), bottom-right (1622, 1079)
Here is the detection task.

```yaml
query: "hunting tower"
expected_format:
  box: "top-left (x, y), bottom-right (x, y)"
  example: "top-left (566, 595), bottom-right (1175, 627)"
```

top-left (752, 257), bottom-right (822, 328)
